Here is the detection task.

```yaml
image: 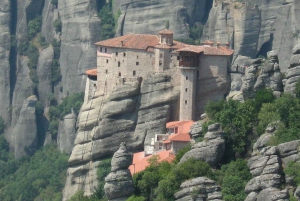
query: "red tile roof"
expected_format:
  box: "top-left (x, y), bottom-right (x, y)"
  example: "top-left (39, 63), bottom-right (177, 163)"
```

top-left (159, 29), bottom-right (174, 35)
top-left (129, 150), bottom-right (175, 175)
top-left (86, 69), bottom-right (97, 76)
top-left (166, 121), bottom-right (194, 134)
top-left (169, 132), bottom-right (191, 142)
top-left (177, 45), bottom-right (234, 56)
top-left (95, 34), bottom-right (160, 51)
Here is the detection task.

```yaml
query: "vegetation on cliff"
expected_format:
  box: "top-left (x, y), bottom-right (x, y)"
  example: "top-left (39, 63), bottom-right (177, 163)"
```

top-left (0, 144), bottom-right (68, 201)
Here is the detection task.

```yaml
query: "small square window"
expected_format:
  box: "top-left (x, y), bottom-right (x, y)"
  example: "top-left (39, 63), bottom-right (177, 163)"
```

top-left (185, 88), bottom-right (188, 92)
top-left (105, 48), bottom-right (107, 53)
top-left (123, 52), bottom-right (126, 57)
top-left (185, 100), bottom-right (187, 104)
top-left (133, 71), bottom-right (136, 76)
top-left (136, 62), bottom-right (139, 66)
top-left (186, 76), bottom-right (188, 80)
top-left (106, 59), bottom-right (108, 63)
top-left (116, 52), bottom-right (118, 56)
top-left (105, 70), bottom-right (108, 74)
top-left (118, 72), bottom-right (121, 77)
top-left (118, 62), bottom-right (120, 67)
top-left (159, 62), bottom-right (162, 66)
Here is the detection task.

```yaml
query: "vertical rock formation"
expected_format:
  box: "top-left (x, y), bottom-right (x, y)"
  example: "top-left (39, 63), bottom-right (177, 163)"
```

top-left (180, 123), bottom-right (225, 166)
top-left (57, 0), bottom-right (101, 98)
top-left (5, 96), bottom-right (38, 158)
top-left (63, 73), bottom-right (179, 200)
top-left (254, 50), bottom-right (283, 96)
top-left (104, 142), bottom-right (134, 201)
top-left (0, 0), bottom-right (11, 125)
top-left (114, 0), bottom-right (210, 38)
top-left (174, 177), bottom-right (224, 201)
top-left (57, 110), bottom-right (77, 154)
top-left (284, 43), bottom-right (300, 94)
top-left (244, 124), bottom-right (300, 201)
top-left (203, 0), bottom-right (300, 71)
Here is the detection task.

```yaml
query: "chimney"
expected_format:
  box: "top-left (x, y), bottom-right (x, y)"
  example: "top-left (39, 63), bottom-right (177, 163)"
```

top-left (216, 42), bottom-right (221, 48)
top-left (226, 42), bottom-right (229, 48)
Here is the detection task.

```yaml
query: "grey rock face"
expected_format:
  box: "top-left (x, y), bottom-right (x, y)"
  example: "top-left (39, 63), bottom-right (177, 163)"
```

top-left (180, 123), bottom-right (225, 166)
top-left (203, 1), bottom-right (299, 71)
top-left (57, 111), bottom-right (77, 154)
top-left (104, 142), bottom-right (134, 201)
top-left (58, 0), bottom-right (101, 98)
top-left (6, 96), bottom-right (38, 158)
top-left (63, 74), bottom-right (178, 200)
top-left (245, 125), bottom-right (300, 201)
top-left (0, 0), bottom-right (11, 126)
top-left (174, 177), bottom-right (224, 201)
top-left (284, 43), bottom-right (300, 94)
top-left (37, 46), bottom-right (54, 105)
top-left (114, 0), bottom-right (209, 39)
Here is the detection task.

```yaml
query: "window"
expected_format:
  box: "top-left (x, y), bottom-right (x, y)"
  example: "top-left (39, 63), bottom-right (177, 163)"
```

top-left (123, 52), bottom-right (126, 57)
top-left (116, 52), bottom-right (118, 56)
top-left (136, 62), bottom-right (139, 66)
top-left (105, 70), bottom-right (108, 74)
top-left (106, 59), bottom-right (108, 63)
top-left (137, 55), bottom-right (138, 59)
top-left (133, 70), bottom-right (136, 76)
top-left (119, 72), bottom-right (121, 77)
top-left (177, 56), bottom-right (180, 60)
top-left (105, 48), bottom-right (107, 53)
top-left (118, 62), bottom-right (120, 67)
top-left (159, 62), bottom-right (162, 66)
top-left (100, 47), bottom-right (102, 52)
top-left (160, 54), bottom-right (163, 58)
top-left (185, 88), bottom-right (188, 92)
top-left (185, 100), bottom-right (187, 104)
top-left (186, 76), bottom-right (188, 80)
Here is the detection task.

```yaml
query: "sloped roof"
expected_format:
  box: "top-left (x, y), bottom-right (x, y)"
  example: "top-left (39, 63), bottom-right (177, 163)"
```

top-left (129, 150), bottom-right (175, 175)
top-left (169, 132), bottom-right (191, 142)
top-left (177, 45), bottom-right (234, 56)
top-left (166, 121), bottom-right (194, 134)
top-left (95, 34), bottom-right (160, 51)
top-left (159, 29), bottom-right (174, 35)
top-left (85, 69), bottom-right (97, 76)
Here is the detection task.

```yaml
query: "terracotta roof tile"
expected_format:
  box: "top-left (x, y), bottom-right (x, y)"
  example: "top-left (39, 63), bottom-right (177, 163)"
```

top-left (129, 150), bottom-right (175, 175)
top-left (168, 133), bottom-right (191, 142)
top-left (166, 121), bottom-right (194, 134)
top-left (159, 29), bottom-right (174, 34)
top-left (95, 34), bottom-right (159, 51)
top-left (177, 45), bottom-right (234, 56)
top-left (86, 69), bottom-right (97, 76)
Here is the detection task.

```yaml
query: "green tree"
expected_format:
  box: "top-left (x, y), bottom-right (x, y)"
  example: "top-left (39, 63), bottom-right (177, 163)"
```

top-left (28, 16), bottom-right (42, 39)
top-left (0, 116), bottom-right (5, 134)
top-left (53, 19), bottom-right (62, 33)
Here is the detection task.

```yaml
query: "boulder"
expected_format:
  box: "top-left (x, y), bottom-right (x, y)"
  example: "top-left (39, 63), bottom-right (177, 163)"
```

top-left (104, 143), bottom-right (134, 201)
top-left (292, 43), bottom-right (300, 54)
top-left (180, 123), bottom-right (225, 166)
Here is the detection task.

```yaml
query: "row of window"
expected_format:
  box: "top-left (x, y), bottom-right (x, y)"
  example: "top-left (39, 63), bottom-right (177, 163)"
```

top-left (104, 70), bottom-right (136, 76)
top-left (100, 47), bottom-right (107, 53)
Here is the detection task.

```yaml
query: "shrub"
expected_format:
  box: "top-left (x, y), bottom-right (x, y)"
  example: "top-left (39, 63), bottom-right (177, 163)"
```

top-left (38, 34), bottom-right (48, 49)
top-left (53, 19), bottom-right (62, 33)
top-left (28, 16), bottom-right (42, 39)
top-left (92, 158), bottom-right (111, 199)
top-left (98, 1), bottom-right (117, 40)
top-left (284, 161), bottom-right (300, 185)
top-left (0, 117), bottom-right (5, 134)
top-left (18, 42), bottom-right (29, 55)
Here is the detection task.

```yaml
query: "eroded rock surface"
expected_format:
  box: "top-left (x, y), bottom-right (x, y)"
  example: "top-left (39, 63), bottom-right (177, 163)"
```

top-left (180, 123), bottom-right (225, 166)
top-left (104, 142), bottom-right (134, 201)
top-left (174, 177), bottom-right (224, 201)
top-left (284, 43), bottom-right (300, 94)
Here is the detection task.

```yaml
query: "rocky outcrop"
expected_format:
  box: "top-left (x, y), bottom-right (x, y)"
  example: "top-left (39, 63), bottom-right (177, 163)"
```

top-left (228, 50), bottom-right (284, 100)
top-left (37, 46), bottom-right (54, 105)
top-left (0, 0), bottom-right (11, 126)
top-left (203, 0), bottom-right (300, 71)
top-left (5, 96), bottom-right (38, 158)
top-left (57, 110), bottom-right (77, 154)
top-left (57, 0), bottom-right (101, 98)
top-left (63, 73), bottom-right (179, 200)
top-left (180, 123), bottom-right (225, 166)
top-left (174, 177), bottom-right (224, 201)
top-left (114, 0), bottom-right (211, 38)
top-left (284, 43), bottom-right (300, 94)
top-left (244, 124), bottom-right (300, 201)
top-left (254, 50), bottom-right (283, 95)
top-left (104, 142), bottom-right (134, 201)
